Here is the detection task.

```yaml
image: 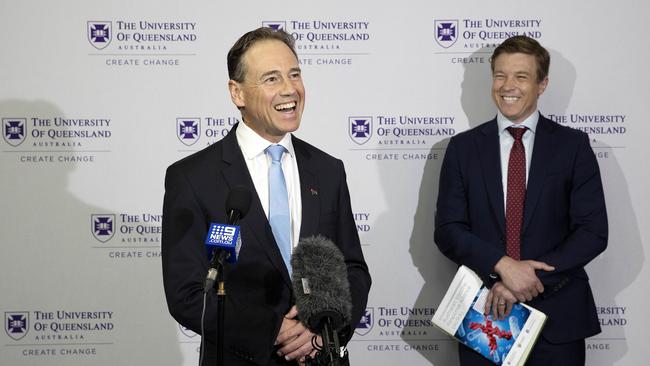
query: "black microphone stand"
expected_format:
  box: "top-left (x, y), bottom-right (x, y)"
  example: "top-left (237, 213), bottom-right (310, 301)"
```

top-left (215, 209), bottom-right (241, 366)
top-left (305, 314), bottom-right (348, 366)
top-left (204, 248), bottom-right (229, 366)
top-left (205, 249), bottom-right (229, 366)
top-left (216, 258), bottom-right (225, 366)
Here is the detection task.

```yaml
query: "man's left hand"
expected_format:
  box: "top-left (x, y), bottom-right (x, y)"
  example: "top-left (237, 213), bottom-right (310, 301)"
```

top-left (484, 281), bottom-right (517, 320)
top-left (275, 306), bottom-right (321, 363)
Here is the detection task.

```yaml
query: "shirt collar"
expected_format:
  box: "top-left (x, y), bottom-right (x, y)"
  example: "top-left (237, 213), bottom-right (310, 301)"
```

top-left (496, 110), bottom-right (539, 135)
top-left (236, 121), bottom-right (295, 160)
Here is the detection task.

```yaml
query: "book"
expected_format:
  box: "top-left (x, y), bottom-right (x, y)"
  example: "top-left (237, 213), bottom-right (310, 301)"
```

top-left (432, 265), bottom-right (546, 366)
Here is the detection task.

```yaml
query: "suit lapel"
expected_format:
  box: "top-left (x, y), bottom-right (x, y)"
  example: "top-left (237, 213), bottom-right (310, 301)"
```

top-left (221, 125), bottom-right (292, 287)
top-left (476, 120), bottom-right (506, 235)
top-left (293, 136), bottom-right (320, 239)
top-left (522, 116), bottom-right (556, 233)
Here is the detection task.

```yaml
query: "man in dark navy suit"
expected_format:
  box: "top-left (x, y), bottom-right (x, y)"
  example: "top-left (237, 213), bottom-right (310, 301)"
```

top-left (435, 36), bottom-right (607, 365)
top-left (162, 27), bottom-right (371, 366)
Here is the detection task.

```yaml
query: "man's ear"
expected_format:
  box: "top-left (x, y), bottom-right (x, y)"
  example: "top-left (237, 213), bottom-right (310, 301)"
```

top-left (537, 76), bottom-right (549, 96)
top-left (228, 80), bottom-right (245, 108)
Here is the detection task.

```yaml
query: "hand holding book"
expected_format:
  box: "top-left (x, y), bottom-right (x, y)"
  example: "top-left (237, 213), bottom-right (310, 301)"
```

top-left (432, 266), bottom-right (547, 366)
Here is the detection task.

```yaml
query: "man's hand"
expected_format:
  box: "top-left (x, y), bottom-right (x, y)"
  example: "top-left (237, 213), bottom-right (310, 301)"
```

top-left (494, 256), bottom-right (555, 302)
top-left (275, 306), bottom-right (321, 363)
top-left (484, 282), bottom-right (517, 320)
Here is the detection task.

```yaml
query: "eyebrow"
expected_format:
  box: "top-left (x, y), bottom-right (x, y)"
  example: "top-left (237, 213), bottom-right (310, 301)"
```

top-left (259, 70), bottom-right (281, 80)
top-left (259, 67), bottom-right (302, 79)
top-left (493, 70), bottom-right (531, 76)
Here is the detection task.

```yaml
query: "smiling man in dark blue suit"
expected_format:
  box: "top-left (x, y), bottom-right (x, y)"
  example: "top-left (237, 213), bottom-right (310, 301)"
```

top-left (435, 36), bottom-right (607, 365)
top-left (162, 27), bottom-right (370, 366)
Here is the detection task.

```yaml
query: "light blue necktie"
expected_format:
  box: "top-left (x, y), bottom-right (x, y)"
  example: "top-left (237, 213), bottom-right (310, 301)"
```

top-left (266, 144), bottom-right (292, 274)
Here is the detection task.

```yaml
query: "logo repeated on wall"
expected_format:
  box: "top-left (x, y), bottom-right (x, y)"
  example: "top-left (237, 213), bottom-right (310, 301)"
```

top-left (597, 305), bottom-right (628, 327)
top-left (353, 211), bottom-right (372, 238)
top-left (261, 18), bottom-right (372, 66)
top-left (346, 114), bottom-right (456, 161)
top-left (86, 19), bottom-right (199, 67)
top-left (91, 214), bottom-right (115, 243)
top-left (88, 21), bottom-right (112, 50)
top-left (432, 17), bottom-right (544, 65)
top-left (90, 213), bottom-right (162, 259)
top-left (174, 116), bottom-right (240, 150)
top-left (434, 20), bottom-right (459, 48)
top-left (2, 309), bottom-right (116, 359)
top-left (547, 113), bottom-right (628, 159)
top-left (177, 118), bottom-right (201, 146)
top-left (3, 118), bottom-right (27, 147)
top-left (351, 305), bottom-right (443, 354)
top-left (355, 308), bottom-right (374, 336)
top-left (349, 117), bottom-right (373, 145)
top-left (0, 116), bottom-right (112, 164)
top-left (586, 305), bottom-right (628, 352)
top-left (5, 312), bottom-right (30, 341)
top-left (262, 21), bottom-right (286, 31)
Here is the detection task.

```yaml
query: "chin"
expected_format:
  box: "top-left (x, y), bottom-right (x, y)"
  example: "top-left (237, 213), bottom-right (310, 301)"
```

top-left (283, 120), bottom-right (301, 133)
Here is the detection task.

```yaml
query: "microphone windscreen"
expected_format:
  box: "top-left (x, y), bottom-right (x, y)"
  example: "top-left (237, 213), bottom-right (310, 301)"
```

top-left (291, 235), bottom-right (352, 331)
top-left (225, 185), bottom-right (251, 218)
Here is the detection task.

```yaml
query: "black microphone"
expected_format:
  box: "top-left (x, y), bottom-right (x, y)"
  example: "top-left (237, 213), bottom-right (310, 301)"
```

top-left (225, 185), bottom-right (252, 226)
top-left (291, 236), bottom-right (352, 365)
top-left (204, 186), bottom-right (251, 292)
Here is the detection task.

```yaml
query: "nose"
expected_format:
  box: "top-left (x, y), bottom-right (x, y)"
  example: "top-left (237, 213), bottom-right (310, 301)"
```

top-left (502, 75), bottom-right (516, 91)
top-left (280, 76), bottom-right (298, 96)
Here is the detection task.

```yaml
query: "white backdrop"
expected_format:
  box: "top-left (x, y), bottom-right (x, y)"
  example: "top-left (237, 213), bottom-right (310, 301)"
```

top-left (1, 0), bottom-right (648, 365)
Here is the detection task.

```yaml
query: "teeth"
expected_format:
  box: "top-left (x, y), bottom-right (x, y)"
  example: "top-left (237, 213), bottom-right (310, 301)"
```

top-left (275, 102), bottom-right (296, 111)
top-left (502, 96), bottom-right (519, 102)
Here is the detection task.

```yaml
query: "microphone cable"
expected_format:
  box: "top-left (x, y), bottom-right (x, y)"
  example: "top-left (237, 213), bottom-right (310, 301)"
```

top-left (199, 291), bottom-right (208, 366)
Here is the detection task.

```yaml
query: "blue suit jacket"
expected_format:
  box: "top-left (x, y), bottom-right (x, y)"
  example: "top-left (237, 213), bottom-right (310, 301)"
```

top-left (162, 124), bottom-right (371, 365)
top-left (435, 115), bottom-right (607, 343)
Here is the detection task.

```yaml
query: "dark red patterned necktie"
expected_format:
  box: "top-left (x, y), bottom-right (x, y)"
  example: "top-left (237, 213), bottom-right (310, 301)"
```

top-left (505, 127), bottom-right (527, 260)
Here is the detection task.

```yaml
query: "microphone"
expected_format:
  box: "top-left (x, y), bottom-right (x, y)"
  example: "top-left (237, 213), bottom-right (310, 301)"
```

top-left (203, 186), bottom-right (251, 292)
top-left (225, 185), bottom-right (252, 226)
top-left (291, 236), bottom-right (352, 365)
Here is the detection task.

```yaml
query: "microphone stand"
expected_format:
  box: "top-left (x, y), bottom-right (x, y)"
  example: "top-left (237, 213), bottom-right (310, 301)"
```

top-left (215, 210), bottom-right (241, 366)
top-left (216, 259), bottom-right (225, 366)
top-left (205, 249), bottom-right (228, 366)
top-left (305, 316), bottom-right (348, 366)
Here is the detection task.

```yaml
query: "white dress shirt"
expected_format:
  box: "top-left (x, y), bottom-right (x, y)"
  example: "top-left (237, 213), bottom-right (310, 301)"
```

top-left (497, 110), bottom-right (539, 209)
top-left (236, 122), bottom-right (302, 251)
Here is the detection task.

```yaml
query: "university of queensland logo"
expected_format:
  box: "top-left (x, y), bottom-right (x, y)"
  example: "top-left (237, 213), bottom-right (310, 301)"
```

top-left (5, 312), bottom-right (29, 341)
top-left (262, 21), bottom-right (287, 31)
top-left (2, 118), bottom-right (27, 147)
top-left (92, 214), bottom-right (115, 243)
top-left (176, 118), bottom-right (201, 146)
top-left (434, 20), bottom-right (459, 48)
top-left (88, 21), bottom-right (112, 50)
top-left (355, 307), bottom-right (374, 336)
top-left (348, 116), bottom-right (372, 145)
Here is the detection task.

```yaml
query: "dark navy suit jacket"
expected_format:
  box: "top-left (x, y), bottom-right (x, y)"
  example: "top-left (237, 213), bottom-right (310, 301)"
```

top-left (162, 124), bottom-right (371, 365)
top-left (435, 115), bottom-right (607, 343)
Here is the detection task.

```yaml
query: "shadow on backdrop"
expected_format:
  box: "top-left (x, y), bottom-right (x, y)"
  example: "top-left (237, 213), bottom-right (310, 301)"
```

top-left (541, 50), bottom-right (643, 364)
top-left (401, 46), bottom-right (496, 365)
top-left (0, 99), bottom-right (183, 366)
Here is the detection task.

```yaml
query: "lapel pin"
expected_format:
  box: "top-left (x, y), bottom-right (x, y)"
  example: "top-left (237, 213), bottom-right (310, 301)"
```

top-left (310, 188), bottom-right (318, 196)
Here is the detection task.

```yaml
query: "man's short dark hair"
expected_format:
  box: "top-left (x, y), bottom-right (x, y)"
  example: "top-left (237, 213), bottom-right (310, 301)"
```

top-left (491, 36), bottom-right (550, 82)
top-left (227, 27), bottom-right (298, 82)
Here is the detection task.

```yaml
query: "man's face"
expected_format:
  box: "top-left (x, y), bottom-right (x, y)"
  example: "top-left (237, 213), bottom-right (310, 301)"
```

top-left (491, 52), bottom-right (548, 124)
top-left (229, 39), bottom-right (305, 142)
